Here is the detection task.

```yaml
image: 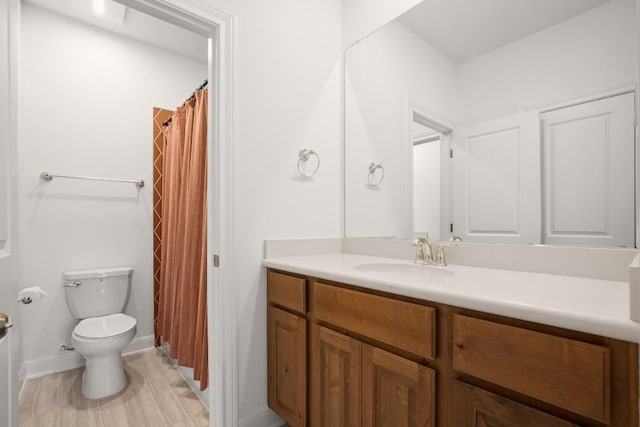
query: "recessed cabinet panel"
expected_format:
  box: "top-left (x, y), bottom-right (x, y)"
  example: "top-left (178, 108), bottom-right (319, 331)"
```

top-left (268, 306), bottom-right (307, 427)
top-left (453, 314), bottom-right (610, 423)
top-left (310, 325), bottom-right (362, 427)
top-left (311, 281), bottom-right (436, 359)
top-left (541, 93), bottom-right (635, 247)
top-left (452, 111), bottom-right (541, 244)
top-left (453, 381), bottom-right (579, 427)
top-left (362, 344), bottom-right (435, 427)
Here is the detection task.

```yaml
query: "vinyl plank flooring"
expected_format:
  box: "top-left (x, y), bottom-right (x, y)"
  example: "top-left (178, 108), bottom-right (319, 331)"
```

top-left (19, 348), bottom-right (209, 427)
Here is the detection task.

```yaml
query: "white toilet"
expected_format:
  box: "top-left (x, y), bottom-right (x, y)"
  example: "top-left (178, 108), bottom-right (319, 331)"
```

top-left (63, 267), bottom-right (137, 399)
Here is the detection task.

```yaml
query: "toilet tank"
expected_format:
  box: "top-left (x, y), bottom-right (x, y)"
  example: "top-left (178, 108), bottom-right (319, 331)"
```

top-left (63, 267), bottom-right (133, 319)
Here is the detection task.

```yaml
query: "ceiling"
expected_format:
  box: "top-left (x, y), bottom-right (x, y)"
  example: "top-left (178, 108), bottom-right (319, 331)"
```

top-left (398, 0), bottom-right (610, 63)
top-left (25, 0), bottom-right (208, 63)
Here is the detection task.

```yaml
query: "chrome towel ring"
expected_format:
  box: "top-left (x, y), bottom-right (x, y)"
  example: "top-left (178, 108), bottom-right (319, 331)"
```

top-left (297, 149), bottom-right (320, 177)
top-left (368, 162), bottom-right (384, 186)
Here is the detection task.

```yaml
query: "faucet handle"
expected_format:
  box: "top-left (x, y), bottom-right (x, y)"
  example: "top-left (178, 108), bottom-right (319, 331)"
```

top-left (412, 237), bottom-right (428, 246)
top-left (411, 237), bottom-right (433, 264)
top-left (436, 239), bottom-right (459, 266)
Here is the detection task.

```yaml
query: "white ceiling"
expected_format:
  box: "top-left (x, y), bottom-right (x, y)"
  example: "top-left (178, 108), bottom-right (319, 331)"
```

top-left (398, 0), bottom-right (610, 63)
top-left (24, 0), bottom-right (208, 63)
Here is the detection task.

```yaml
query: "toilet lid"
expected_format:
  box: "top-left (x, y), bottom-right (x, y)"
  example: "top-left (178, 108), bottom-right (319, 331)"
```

top-left (74, 313), bottom-right (137, 339)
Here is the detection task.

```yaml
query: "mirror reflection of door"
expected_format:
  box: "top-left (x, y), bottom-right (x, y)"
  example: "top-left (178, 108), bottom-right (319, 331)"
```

top-left (412, 124), bottom-right (441, 240)
top-left (410, 111), bottom-right (451, 241)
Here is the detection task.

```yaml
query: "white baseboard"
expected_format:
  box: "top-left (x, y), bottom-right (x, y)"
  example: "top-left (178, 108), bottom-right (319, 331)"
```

top-left (23, 334), bottom-right (155, 379)
top-left (18, 363), bottom-right (27, 400)
top-left (123, 334), bottom-right (155, 354)
top-left (239, 407), bottom-right (285, 427)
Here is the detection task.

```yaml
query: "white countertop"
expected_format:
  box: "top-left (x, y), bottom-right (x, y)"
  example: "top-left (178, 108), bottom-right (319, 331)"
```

top-left (263, 253), bottom-right (640, 343)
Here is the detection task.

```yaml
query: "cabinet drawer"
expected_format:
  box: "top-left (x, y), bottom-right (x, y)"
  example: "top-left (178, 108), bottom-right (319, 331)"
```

top-left (453, 381), bottom-right (579, 427)
top-left (268, 270), bottom-right (306, 314)
top-left (311, 281), bottom-right (436, 360)
top-left (453, 315), bottom-right (610, 423)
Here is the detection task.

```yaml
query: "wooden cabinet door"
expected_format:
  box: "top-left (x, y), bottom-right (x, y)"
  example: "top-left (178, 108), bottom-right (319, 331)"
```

top-left (310, 325), bottom-right (362, 427)
top-left (268, 306), bottom-right (307, 427)
top-left (453, 381), bottom-right (579, 427)
top-left (362, 344), bottom-right (435, 427)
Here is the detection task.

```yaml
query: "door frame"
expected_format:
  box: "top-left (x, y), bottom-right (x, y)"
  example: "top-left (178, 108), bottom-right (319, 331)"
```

top-left (0, 1), bottom-right (20, 425)
top-left (4, 0), bottom-right (238, 426)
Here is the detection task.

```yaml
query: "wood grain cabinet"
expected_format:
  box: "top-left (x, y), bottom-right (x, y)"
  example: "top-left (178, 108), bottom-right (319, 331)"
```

top-left (309, 324), bottom-right (435, 427)
top-left (453, 381), bottom-right (580, 427)
top-left (266, 269), bottom-right (639, 427)
top-left (267, 271), bottom-right (308, 427)
top-left (361, 344), bottom-right (435, 427)
top-left (310, 325), bottom-right (361, 427)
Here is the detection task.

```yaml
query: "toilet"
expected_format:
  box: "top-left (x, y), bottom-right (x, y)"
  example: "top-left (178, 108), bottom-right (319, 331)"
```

top-left (63, 267), bottom-right (137, 399)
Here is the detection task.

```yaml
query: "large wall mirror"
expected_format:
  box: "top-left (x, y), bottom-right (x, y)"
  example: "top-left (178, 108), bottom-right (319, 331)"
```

top-left (345, 0), bottom-right (638, 247)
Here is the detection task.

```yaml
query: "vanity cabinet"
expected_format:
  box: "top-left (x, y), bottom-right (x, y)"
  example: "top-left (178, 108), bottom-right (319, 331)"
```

top-left (453, 314), bottom-right (610, 423)
top-left (310, 325), bottom-right (361, 426)
top-left (266, 269), bottom-right (639, 427)
top-left (267, 271), bottom-right (307, 427)
top-left (310, 325), bottom-right (435, 427)
top-left (453, 381), bottom-right (580, 427)
top-left (361, 343), bottom-right (435, 426)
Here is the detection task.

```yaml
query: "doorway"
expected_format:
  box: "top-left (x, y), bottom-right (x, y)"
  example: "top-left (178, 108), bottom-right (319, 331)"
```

top-left (0, 0), bottom-right (235, 425)
top-left (410, 109), bottom-right (452, 241)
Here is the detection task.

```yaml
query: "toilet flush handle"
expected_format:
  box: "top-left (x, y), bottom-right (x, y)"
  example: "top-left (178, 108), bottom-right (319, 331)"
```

top-left (62, 281), bottom-right (82, 287)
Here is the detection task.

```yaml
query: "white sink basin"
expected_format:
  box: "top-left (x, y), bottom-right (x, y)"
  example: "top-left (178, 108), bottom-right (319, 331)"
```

top-left (354, 262), bottom-right (454, 277)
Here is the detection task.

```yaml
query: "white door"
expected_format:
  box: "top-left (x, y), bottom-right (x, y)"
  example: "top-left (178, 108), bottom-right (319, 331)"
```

top-left (452, 111), bottom-right (541, 244)
top-left (0, 0), bottom-right (19, 425)
top-left (541, 93), bottom-right (635, 247)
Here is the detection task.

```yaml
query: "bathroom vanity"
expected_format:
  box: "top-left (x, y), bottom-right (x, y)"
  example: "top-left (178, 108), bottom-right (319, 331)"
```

top-left (264, 252), bottom-right (639, 427)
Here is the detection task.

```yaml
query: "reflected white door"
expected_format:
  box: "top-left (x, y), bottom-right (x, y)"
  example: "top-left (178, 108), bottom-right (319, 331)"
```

top-left (0, 0), bottom-right (19, 425)
top-left (413, 137), bottom-right (441, 239)
top-left (452, 111), bottom-right (541, 244)
top-left (541, 93), bottom-right (635, 247)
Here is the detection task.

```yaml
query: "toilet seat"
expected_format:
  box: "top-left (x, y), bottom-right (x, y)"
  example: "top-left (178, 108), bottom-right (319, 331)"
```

top-left (74, 313), bottom-right (137, 340)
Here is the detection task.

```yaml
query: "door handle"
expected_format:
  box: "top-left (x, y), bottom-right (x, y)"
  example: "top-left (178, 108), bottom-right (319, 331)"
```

top-left (0, 312), bottom-right (13, 339)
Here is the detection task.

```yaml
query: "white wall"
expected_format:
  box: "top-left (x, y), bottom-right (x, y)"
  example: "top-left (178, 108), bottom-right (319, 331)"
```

top-left (345, 20), bottom-right (456, 238)
top-left (18, 4), bottom-right (207, 366)
top-left (199, 0), bottom-right (344, 424)
top-left (456, 0), bottom-right (637, 124)
top-left (343, 0), bottom-right (423, 47)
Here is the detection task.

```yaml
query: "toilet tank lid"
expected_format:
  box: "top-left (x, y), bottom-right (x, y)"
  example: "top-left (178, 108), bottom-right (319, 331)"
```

top-left (63, 267), bottom-right (133, 281)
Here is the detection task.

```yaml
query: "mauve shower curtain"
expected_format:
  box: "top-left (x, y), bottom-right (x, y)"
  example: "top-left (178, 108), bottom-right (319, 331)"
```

top-left (158, 88), bottom-right (208, 390)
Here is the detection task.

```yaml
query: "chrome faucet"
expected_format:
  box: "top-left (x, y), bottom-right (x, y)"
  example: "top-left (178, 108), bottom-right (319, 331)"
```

top-left (411, 237), bottom-right (433, 264)
top-left (412, 236), bottom-right (462, 266)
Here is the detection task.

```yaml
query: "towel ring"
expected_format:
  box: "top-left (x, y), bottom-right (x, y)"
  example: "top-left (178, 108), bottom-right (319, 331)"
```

top-left (297, 149), bottom-right (320, 177)
top-left (368, 162), bottom-right (384, 186)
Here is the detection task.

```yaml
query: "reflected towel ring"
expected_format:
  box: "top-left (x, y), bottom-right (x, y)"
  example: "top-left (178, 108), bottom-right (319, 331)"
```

top-left (297, 149), bottom-right (320, 177)
top-left (368, 163), bottom-right (384, 186)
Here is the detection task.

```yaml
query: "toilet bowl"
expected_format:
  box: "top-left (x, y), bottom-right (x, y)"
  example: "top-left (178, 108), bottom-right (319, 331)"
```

top-left (63, 267), bottom-right (136, 399)
top-left (71, 313), bottom-right (137, 399)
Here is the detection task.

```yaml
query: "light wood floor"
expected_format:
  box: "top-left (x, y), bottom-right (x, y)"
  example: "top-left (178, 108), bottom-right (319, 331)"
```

top-left (19, 348), bottom-right (209, 427)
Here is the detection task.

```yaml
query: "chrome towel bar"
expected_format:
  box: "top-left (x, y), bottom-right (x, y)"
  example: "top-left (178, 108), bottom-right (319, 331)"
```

top-left (40, 171), bottom-right (144, 188)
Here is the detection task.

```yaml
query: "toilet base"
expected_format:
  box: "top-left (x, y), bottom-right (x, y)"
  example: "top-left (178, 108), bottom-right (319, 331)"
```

top-left (81, 352), bottom-right (128, 399)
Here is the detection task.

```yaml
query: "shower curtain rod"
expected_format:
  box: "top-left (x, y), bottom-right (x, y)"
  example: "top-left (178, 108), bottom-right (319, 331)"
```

top-left (162, 79), bottom-right (208, 127)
